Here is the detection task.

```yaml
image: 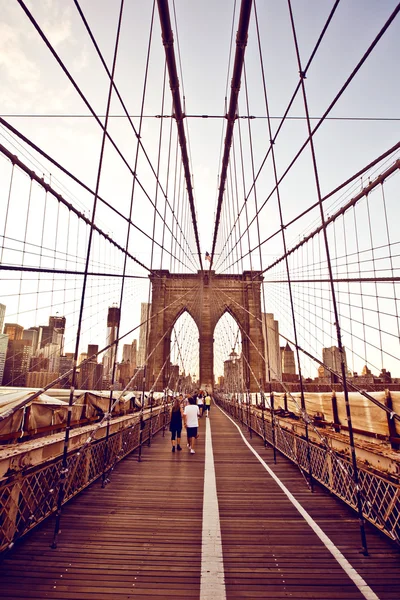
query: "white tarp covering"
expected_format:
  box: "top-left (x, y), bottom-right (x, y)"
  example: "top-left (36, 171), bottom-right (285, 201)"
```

top-left (0, 391), bottom-right (84, 438)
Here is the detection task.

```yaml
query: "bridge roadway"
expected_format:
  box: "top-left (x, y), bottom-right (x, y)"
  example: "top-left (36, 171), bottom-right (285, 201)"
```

top-left (0, 404), bottom-right (399, 599)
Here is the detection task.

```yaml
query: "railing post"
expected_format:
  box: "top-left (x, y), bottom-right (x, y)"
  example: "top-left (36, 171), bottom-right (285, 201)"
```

top-left (385, 389), bottom-right (399, 450)
top-left (247, 392), bottom-right (252, 438)
top-left (162, 391), bottom-right (167, 437)
top-left (148, 394), bottom-right (153, 447)
top-left (270, 392), bottom-right (277, 464)
top-left (331, 391), bottom-right (341, 433)
top-left (261, 390), bottom-right (267, 447)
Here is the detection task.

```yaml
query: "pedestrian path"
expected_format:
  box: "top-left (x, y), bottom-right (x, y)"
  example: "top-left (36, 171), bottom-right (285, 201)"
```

top-left (0, 405), bottom-right (399, 599)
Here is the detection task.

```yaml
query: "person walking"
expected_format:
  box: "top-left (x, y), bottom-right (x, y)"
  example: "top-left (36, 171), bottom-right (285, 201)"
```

top-left (183, 396), bottom-right (200, 454)
top-left (197, 392), bottom-right (204, 417)
top-left (169, 397), bottom-right (183, 452)
top-left (204, 392), bottom-right (212, 417)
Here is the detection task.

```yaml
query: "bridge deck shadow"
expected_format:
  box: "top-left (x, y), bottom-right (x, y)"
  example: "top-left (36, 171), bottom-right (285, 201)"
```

top-left (0, 406), bottom-right (399, 599)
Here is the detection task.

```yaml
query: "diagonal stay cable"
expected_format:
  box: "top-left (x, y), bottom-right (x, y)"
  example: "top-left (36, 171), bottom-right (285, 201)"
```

top-left (0, 139), bottom-right (196, 273)
top-left (73, 0), bottom-right (197, 272)
top-left (218, 0), bottom-right (342, 268)
top-left (219, 2), bottom-right (400, 273)
top-left (15, 0), bottom-right (191, 263)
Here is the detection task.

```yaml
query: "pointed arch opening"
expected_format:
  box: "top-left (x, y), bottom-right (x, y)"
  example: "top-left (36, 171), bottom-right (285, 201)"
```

top-left (169, 310), bottom-right (199, 393)
top-left (214, 311), bottom-right (243, 393)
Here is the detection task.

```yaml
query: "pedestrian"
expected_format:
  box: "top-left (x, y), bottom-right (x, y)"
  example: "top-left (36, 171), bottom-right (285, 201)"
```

top-left (204, 392), bottom-right (212, 417)
top-left (197, 392), bottom-right (204, 417)
top-left (169, 397), bottom-right (183, 452)
top-left (183, 396), bottom-right (200, 454)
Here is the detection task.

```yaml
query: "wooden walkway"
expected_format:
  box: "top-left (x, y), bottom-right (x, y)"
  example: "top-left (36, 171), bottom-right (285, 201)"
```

top-left (1, 404), bottom-right (399, 599)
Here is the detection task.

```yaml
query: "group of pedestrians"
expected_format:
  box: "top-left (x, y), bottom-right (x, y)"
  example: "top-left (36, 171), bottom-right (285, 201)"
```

top-left (169, 391), bottom-right (212, 454)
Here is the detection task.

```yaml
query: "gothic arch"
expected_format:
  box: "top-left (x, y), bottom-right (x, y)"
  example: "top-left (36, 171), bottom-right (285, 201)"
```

top-left (146, 270), bottom-right (265, 391)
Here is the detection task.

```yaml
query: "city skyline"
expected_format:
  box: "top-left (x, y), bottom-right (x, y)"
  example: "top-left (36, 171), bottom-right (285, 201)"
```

top-left (1, 299), bottom-right (398, 394)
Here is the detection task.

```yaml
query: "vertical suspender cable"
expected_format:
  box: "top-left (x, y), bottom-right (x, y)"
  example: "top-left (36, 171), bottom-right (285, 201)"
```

top-left (51, 0), bottom-right (125, 548)
top-left (287, 0), bottom-right (368, 554)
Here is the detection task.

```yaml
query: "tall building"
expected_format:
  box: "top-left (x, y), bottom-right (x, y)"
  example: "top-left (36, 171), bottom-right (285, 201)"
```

top-left (262, 313), bottom-right (281, 381)
top-left (281, 343), bottom-right (296, 375)
top-left (3, 339), bottom-right (32, 386)
top-left (138, 303), bottom-right (151, 367)
top-left (103, 306), bottom-right (120, 380)
top-left (78, 361), bottom-right (97, 390)
top-left (38, 325), bottom-right (63, 350)
top-left (223, 350), bottom-right (244, 393)
top-left (122, 344), bottom-right (132, 363)
top-left (131, 339), bottom-right (137, 372)
top-left (59, 354), bottom-right (74, 388)
top-left (0, 334), bottom-right (8, 385)
top-left (93, 363), bottom-right (104, 390)
top-left (32, 317), bottom-right (65, 379)
top-left (49, 315), bottom-right (66, 333)
top-left (322, 346), bottom-right (347, 383)
top-left (3, 323), bottom-right (23, 341)
top-left (122, 340), bottom-right (137, 377)
top-left (77, 345), bottom-right (99, 390)
top-left (87, 344), bottom-right (99, 361)
top-left (26, 371), bottom-right (59, 388)
top-left (49, 315), bottom-right (66, 354)
top-left (23, 327), bottom-right (39, 355)
top-left (29, 356), bottom-right (49, 371)
top-left (0, 303), bottom-right (6, 333)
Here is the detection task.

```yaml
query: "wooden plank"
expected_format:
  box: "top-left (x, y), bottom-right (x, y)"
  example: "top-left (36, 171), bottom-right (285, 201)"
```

top-left (210, 406), bottom-right (400, 600)
top-left (0, 408), bottom-right (399, 600)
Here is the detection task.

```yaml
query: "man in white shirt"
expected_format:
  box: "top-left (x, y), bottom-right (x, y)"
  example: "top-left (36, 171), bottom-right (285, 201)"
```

top-left (183, 396), bottom-right (200, 454)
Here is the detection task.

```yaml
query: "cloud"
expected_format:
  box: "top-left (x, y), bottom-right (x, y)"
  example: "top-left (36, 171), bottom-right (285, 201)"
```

top-left (41, 2), bottom-right (73, 48)
top-left (0, 22), bottom-right (41, 95)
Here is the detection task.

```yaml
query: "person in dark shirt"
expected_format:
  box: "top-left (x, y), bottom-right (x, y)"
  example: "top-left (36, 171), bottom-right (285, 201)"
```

top-left (169, 397), bottom-right (183, 452)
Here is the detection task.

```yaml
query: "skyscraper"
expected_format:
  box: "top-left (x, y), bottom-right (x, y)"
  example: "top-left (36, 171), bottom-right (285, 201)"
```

top-left (49, 315), bottom-right (66, 333)
top-left (281, 343), bottom-right (296, 375)
top-left (3, 323), bottom-right (23, 341)
top-left (122, 344), bottom-right (132, 363)
top-left (122, 340), bottom-right (138, 375)
top-left (49, 315), bottom-right (66, 355)
top-left (103, 306), bottom-right (120, 380)
top-left (262, 313), bottom-right (281, 382)
top-left (0, 303), bottom-right (6, 333)
top-left (78, 345), bottom-right (99, 390)
top-left (131, 339), bottom-right (137, 372)
top-left (223, 350), bottom-right (244, 393)
top-left (0, 334), bottom-right (8, 385)
top-left (138, 303), bottom-right (151, 367)
top-left (23, 328), bottom-right (39, 355)
top-left (322, 346), bottom-right (348, 383)
top-left (3, 339), bottom-right (32, 386)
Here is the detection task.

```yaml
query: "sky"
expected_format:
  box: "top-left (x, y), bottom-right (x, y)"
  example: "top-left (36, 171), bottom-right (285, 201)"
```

top-left (0, 0), bottom-right (399, 382)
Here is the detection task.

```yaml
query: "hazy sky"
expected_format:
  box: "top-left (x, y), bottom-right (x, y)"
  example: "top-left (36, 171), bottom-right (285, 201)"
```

top-left (0, 0), bottom-right (399, 380)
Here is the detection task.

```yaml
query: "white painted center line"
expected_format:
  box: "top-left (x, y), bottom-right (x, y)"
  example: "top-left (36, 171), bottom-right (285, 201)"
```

top-left (218, 404), bottom-right (380, 600)
top-left (200, 416), bottom-right (226, 600)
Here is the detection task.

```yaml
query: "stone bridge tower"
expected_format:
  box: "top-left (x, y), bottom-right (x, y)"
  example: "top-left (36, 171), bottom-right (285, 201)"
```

top-left (145, 270), bottom-right (265, 392)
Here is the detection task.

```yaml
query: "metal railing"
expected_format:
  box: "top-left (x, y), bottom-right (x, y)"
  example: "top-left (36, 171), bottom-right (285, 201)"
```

top-left (217, 395), bottom-right (400, 544)
top-left (0, 406), bottom-right (169, 552)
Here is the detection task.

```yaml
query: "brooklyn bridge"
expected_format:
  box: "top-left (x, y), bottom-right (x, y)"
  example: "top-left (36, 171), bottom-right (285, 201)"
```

top-left (1, 1), bottom-right (400, 598)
